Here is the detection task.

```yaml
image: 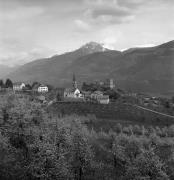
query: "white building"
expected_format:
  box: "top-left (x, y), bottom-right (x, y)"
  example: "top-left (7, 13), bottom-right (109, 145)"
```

top-left (13, 82), bottom-right (25, 91)
top-left (64, 88), bottom-right (82, 98)
top-left (38, 85), bottom-right (48, 93)
top-left (98, 95), bottom-right (110, 104)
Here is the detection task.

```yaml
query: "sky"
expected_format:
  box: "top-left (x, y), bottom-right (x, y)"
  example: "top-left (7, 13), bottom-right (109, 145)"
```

top-left (0, 0), bottom-right (174, 66)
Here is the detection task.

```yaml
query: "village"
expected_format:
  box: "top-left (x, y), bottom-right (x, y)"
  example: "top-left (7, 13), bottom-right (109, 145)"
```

top-left (0, 75), bottom-right (174, 116)
top-left (0, 75), bottom-right (115, 104)
top-left (0, 75), bottom-right (173, 117)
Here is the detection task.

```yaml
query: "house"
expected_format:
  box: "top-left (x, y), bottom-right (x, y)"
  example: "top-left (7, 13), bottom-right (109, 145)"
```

top-left (32, 84), bottom-right (48, 93)
top-left (90, 91), bottom-right (110, 104)
top-left (13, 82), bottom-right (25, 91)
top-left (82, 91), bottom-right (91, 101)
top-left (104, 79), bottom-right (115, 89)
top-left (38, 85), bottom-right (48, 93)
top-left (98, 95), bottom-right (110, 104)
top-left (91, 91), bottom-right (103, 100)
top-left (64, 88), bottom-right (82, 98)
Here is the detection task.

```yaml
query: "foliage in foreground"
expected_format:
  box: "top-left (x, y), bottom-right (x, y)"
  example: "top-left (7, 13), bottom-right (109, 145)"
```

top-left (0, 93), bottom-right (174, 180)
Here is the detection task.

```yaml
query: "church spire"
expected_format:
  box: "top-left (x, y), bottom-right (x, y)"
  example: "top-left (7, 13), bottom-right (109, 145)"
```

top-left (73, 73), bottom-right (76, 82)
top-left (73, 73), bottom-right (77, 89)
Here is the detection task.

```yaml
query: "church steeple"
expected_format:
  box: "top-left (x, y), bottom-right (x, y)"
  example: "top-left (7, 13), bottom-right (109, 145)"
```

top-left (73, 73), bottom-right (77, 89)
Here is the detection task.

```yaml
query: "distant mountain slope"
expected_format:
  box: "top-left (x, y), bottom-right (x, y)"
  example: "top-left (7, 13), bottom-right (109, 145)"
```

top-left (7, 42), bottom-right (110, 84)
top-left (7, 40), bottom-right (174, 96)
top-left (0, 65), bottom-right (18, 79)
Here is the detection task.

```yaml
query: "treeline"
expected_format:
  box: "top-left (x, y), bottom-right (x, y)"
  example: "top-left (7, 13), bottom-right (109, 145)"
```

top-left (0, 79), bottom-right (13, 88)
top-left (0, 93), bottom-right (174, 179)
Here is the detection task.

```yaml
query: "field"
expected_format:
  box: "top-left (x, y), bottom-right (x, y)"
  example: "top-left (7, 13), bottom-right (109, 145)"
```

top-left (50, 101), bottom-right (174, 129)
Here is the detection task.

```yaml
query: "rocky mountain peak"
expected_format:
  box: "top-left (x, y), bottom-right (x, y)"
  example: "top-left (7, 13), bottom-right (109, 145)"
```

top-left (80, 41), bottom-right (109, 54)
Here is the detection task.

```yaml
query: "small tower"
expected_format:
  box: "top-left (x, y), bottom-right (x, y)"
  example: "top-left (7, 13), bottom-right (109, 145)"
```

top-left (105, 78), bottom-right (115, 89)
top-left (73, 73), bottom-right (77, 89)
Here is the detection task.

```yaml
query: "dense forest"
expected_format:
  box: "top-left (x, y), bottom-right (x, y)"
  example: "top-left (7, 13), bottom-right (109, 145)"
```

top-left (0, 93), bottom-right (174, 180)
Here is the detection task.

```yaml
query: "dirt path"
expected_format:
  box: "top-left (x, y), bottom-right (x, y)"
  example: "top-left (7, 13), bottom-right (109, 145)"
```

top-left (132, 104), bottom-right (174, 119)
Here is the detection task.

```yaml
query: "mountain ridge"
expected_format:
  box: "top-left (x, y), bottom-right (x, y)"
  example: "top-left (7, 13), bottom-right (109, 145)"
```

top-left (6, 40), bottom-right (174, 96)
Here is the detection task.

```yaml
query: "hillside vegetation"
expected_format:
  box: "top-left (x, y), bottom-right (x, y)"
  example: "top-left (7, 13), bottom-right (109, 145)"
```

top-left (1, 93), bottom-right (174, 179)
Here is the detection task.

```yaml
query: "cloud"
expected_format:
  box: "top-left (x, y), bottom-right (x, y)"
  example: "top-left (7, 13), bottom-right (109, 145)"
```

top-left (0, 46), bottom-right (57, 66)
top-left (99, 27), bottom-right (122, 49)
top-left (0, 5), bottom-right (45, 24)
top-left (74, 19), bottom-right (91, 31)
top-left (82, 0), bottom-right (174, 26)
top-left (82, 0), bottom-right (136, 26)
top-left (0, 37), bottom-right (57, 66)
top-left (0, 0), bottom-right (173, 66)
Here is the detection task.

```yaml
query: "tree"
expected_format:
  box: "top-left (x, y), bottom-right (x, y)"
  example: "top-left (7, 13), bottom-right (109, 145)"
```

top-left (104, 89), bottom-right (120, 100)
top-left (31, 81), bottom-right (40, 88)
top-left (0, 79), bottom-right (4, 88)
top-left (25, 84), bottom-right (32, 90)
top-left (69, 120), bottom-right (94, 180)
top-left (123, 149), bottom-right (169, 180)
top-left (5, 79), bottom-right (13, 88)
top-left (47, 84), bottom-right (54, 91)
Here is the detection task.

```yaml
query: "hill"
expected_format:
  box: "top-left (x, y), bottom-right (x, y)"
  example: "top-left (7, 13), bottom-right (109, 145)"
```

top-left (0, 65), bottom-right (18, 79)
top-left (7, 40), bottom-right (174, 96)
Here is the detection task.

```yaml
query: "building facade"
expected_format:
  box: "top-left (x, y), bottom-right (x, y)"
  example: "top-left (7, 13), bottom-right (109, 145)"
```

top-left (13, 82), bottom-right (25, 91)
top-left (105, 79), bottom-right (115, 89)
top-left (38, 85), bottom-right (48, 93)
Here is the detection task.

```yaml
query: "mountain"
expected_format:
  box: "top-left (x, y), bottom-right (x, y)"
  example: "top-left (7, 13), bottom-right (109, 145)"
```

top-left (0, 65), bottom-right (18, 79)
top-left (7, 40), bottom-right (174, 96)
top-left (6, 42), bottom-right (111, 85)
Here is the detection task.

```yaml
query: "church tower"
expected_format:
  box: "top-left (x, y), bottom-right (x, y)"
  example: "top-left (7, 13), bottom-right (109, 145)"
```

top-left (72, 73), bottom-right (77, 89)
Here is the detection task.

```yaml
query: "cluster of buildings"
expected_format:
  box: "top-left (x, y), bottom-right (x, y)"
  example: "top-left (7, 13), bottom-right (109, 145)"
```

top-left (3, 75), bottom-right (115, 105)
top-left (57, 74), bottom-right (112, 104)
top-left (13, 82), bottom-right (49, 93)
top-left (97, 78), bottom-right (115, 89)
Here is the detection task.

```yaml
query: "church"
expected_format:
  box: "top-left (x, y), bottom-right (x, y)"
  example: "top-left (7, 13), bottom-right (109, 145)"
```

top-left (64, 74), bottom-right (82, 98)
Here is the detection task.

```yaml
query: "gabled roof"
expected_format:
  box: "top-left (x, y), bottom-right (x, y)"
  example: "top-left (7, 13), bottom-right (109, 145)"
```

top-left (65, 88), bottom-right (80, 93)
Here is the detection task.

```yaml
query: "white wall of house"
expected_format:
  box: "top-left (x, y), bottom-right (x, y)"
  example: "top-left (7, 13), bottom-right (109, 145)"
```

top-left (13, 83), bottom-right (25, 91)
top-left (38, 86), bottom-right (48, 92)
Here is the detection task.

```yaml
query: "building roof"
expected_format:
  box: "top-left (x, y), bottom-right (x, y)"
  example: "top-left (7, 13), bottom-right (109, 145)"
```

top-left (65, 88), bottom-right (80, 93)
top-left (92, 91), bottom-right (103, 95)
top-left (32, 84), bottom-right (48, 90)
top-left (39, 84), bottom-right (48, 88)
top-left (13, 82), bottom-right (25, 86)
